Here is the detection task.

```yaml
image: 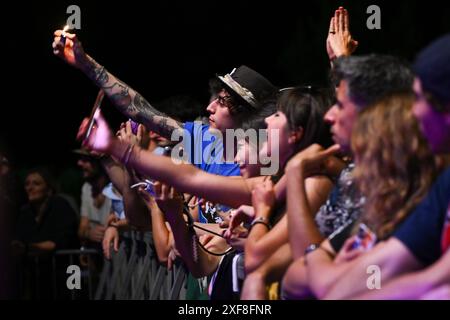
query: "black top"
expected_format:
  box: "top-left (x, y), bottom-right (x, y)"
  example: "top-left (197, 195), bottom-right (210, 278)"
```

top-left (15, 195), bottom-right (79, 250)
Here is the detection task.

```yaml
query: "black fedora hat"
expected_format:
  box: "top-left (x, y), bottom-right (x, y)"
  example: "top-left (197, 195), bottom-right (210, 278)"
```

top-left (217, 65), bottom-right (277, 109)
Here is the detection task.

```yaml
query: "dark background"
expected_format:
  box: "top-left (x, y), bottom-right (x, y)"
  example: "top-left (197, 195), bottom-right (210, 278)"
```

top-left (1, 0), bottom-right (450, 179)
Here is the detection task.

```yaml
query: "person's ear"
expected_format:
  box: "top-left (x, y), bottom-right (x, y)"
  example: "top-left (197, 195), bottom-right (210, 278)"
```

top-left (288, 127), bottom-right (304, 144)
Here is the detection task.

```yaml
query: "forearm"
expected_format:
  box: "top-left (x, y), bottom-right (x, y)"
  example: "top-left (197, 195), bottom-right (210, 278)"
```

top-left (324, 239), bottom-right (422, 299)
top-left (165, 210), bottom-right (220, 278)
top-left (120, 167), bottom-right (152, 229)
top-left (78, 218), bottom-right (90, 240)
top-left (80, 55), bottom-right (182, 138)
top-left (354, 273), bottom-right (433, 300)
top-left (110, 141), bottom-right (251, 208)
top-left (115, 218), bottom-right (129, 230)
top-left (29, 241), bottom-right (56, 253)
top-left (245, 214), bottom-right (288, 273)
top-left (286, 168), bottom-right (325, 259)
top-left (306, 249), bottom-right (354, 299)
top-left (250, 243), bottom-right (293, 284)
top-left (148, 201), bottom-right (172, 263)
top-left (101, 156), bottom-right (127, 194)
top-left (274, 174), bottom-right (287, 202)
top-left (355, 250), bottom-right (450, 300)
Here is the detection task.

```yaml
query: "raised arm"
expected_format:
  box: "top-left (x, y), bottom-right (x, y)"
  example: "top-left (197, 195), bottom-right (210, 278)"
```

top-left (326, 7), bottom-right (358, 66)
top-left (285, 144), bottom-right (340, 259)
top-left (154, 183), bottom-right (225, 278)
top-left (52, 31), bottom-right (182, 138)
top-left (244, 174), bottom-right (332, 273)
top-left (78, 113), bottom-right (255, 207)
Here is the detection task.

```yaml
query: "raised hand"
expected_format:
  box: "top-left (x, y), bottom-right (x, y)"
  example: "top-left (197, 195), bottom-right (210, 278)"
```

top-left (77, 111), bottom-right (114, 154)
top-left (326, 7), bottom-right (359, 60)
top-left (117, 120), bottom-right (146, 147)
top-left (251, 178), bottom-right (276, 218)
top-left (153, 181), bottom-right (184, 218)
top-left (52, 30), bottom-right (89, 69)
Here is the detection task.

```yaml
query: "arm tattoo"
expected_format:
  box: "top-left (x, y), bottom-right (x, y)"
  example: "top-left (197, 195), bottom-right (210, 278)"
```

top-left (81, 55), bottom-right (183, 138)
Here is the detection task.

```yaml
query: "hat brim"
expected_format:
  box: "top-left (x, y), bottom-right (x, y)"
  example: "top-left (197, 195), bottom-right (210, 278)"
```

top-left (217, 74), bottom-right (257, 109)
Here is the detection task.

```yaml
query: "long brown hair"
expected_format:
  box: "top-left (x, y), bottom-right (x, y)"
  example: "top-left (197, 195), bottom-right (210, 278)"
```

top-left (352, 93), bottom-right (438, 240)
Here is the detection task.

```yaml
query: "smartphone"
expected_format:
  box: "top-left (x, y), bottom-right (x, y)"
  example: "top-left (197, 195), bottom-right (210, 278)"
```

top-left (351, 223), bottom-right (377, 250)
top-left (85, 90), bottom-right (105, 141)
top-left (129, 119), bottom-right (139, 135)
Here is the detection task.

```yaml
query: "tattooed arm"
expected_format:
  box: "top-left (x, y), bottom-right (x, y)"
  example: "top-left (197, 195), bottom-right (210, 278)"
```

top-left (52, 30), bottom-right (183, 139)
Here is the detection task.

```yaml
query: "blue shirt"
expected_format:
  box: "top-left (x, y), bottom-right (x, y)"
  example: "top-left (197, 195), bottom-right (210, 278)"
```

top-left (394, 168), bottom-right (450, 266)
top-left (183, 121), bottom-right (240, 223)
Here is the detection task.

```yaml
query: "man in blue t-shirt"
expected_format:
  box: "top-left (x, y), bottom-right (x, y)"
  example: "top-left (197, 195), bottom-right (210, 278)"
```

top-left (52, 32), bottom-right (276, 177)
top-left (52, 32), bottom-right (277, 221)
top-left (324, 34), bottom-right (450, 300)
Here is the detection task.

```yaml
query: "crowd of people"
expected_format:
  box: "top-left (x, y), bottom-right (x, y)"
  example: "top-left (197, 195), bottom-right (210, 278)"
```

top-left (2, 6), bottom-right (449, 300)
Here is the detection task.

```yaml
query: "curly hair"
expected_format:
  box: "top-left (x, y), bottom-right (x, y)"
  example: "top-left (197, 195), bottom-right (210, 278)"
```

top-left (351, 93), bottom-right (438, 240)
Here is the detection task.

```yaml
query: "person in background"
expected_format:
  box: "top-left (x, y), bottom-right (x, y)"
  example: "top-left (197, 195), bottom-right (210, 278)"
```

top-left (13, 167), bottom-right (78, 299)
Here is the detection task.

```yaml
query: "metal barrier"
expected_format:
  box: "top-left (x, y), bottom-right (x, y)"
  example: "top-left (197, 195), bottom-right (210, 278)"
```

top-left (16, 230), bottom-right (191, 300)
top-left (94, 230), bottom-right (189, 300)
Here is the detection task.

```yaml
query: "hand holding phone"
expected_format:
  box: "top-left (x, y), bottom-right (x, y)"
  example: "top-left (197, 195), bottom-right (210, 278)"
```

top-left (85, 90), bottom-right (105, 141)
top-left (351, 223), bottom-right (377, 250)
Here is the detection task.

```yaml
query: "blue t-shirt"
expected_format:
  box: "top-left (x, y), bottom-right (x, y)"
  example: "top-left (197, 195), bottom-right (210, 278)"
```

top-left (394, 167), bottom-right (450, 266)
top-left (183, 121), bottom-right (240, 223)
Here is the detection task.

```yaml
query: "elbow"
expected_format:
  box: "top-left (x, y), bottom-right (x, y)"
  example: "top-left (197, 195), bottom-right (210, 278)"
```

top-left (156, 251), bottom-right (169, 265)
top-left (156, 245), bottom-right (172, 266)
top-left (308, 266), bottom-right (341, 299)
top-left (310, 277), bottom-right (334, 300)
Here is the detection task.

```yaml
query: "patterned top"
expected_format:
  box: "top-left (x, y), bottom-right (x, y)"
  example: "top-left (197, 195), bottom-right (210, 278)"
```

top-left (314, 163), bottom-right (365, 237)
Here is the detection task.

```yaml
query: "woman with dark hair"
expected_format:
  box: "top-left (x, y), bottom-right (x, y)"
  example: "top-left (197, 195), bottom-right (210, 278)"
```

top-left (236, 86), bottom-right (336, 299)
top-left (13, 167), bottom-right (78, 299)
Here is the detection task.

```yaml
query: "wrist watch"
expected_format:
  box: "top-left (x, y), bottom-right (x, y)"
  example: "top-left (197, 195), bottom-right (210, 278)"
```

top-left (250, 216), bottom-right (272, 230)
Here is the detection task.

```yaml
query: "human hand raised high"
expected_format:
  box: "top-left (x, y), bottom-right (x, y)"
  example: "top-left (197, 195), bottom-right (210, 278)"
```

top-left (326, 7), bottom-right (359, 60)
top-left (52, 30), bottom-right (89, 69)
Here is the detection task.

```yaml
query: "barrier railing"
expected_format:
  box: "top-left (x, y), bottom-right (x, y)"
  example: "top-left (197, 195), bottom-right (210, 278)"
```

top-left (94, 230), bottom-right (189, 300)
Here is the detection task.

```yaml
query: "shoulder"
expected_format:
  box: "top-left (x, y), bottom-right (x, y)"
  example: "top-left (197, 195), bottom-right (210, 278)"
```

top-left (81, 182), bottom-right (91, 194)
top-left (305, 175), bottom-right (334, 192)
top-left (183, 121), bottom-right (209, 134)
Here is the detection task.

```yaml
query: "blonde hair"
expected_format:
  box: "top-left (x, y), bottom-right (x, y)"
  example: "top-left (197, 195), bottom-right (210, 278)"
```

top-left (351, 93), bottom-right (438, 239)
